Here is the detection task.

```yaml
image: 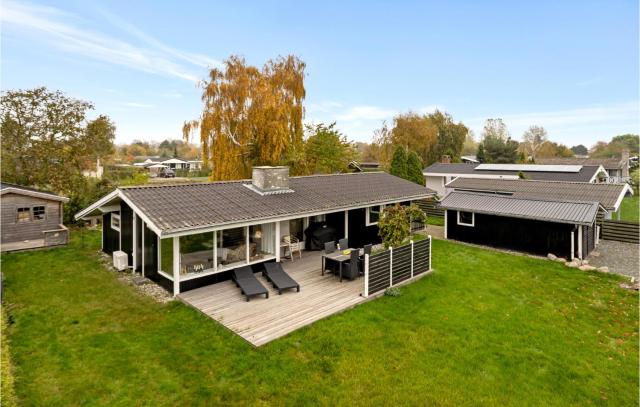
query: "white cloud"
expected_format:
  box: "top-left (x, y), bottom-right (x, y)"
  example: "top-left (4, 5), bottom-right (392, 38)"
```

top-left (466, 101), bottom-right (640, 146)
top-left (122, 102), bottom-right (154, 108)
top-left (1, 0), bottom-right (217, 82)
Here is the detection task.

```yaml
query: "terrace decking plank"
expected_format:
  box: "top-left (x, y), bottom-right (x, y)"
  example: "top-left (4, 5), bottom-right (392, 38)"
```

top-left (179, 251), bottom-right (367, 346)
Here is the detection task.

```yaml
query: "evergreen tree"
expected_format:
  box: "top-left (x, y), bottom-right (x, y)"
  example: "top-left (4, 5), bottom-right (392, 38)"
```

top-left (406, 150), bottom-right (424, 185)
top-left (476, 143), bottom-right (485, 163)
top-left (389, 146), bottom-right (408, 179)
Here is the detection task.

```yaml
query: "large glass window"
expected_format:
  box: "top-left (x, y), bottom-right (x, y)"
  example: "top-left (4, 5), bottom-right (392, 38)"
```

top-left (249, 223), bottom-right (276, 261)
top-left (289, 218), bottom-right (305, 241)
top-left (179, 232), bottom-right (214, 275)
top-left (217, 227), bottom-right (247, 270)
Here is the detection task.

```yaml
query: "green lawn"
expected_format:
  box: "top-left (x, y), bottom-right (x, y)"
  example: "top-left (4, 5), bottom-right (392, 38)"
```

top-left (427, 215), bottom-right (445, 226)
top-left (2, 230), bottom-right (638, 405)
top-left (618, 195), bottom-right (639, 223)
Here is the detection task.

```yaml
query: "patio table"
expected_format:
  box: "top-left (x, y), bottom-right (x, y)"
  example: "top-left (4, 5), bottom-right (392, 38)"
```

top-left (321, 248), bottom-right (363, 282)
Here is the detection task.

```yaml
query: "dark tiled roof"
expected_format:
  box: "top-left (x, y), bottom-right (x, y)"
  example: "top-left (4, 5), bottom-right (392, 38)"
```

top-left (120, 172), bottom-right (434, 235)
top-left (445, 178), bottom-right (631, 210)
top-left (440, 191), bottom-right (599, 226)
top-left (422, 163), bottom-right (602, 182)
top-left (537, 157), bottom-right (622, 169)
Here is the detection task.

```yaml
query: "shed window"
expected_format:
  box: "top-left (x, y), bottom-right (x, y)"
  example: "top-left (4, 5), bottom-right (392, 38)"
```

top-left (457, 211), bottom-right (474, 227)
top-left (366, 205), bottom-right (383, 226)
top-left (33, 206), bottom-right (46, 220)
top-left (16, 207), bottom-right (30, 223)
top-left (111, 213), bottom-right (121, 231)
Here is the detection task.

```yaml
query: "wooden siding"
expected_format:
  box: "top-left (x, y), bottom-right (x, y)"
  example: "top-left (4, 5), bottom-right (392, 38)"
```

top-left (102, 213), bottom-right (120, 255)
top-left (1, 193), bottom-right (63, 243)
top-left (446, 210), bottom-right (575, 258)
top-left (601, 220), bottom-right (640, 244)
top-left (417, 199), bottom-right (445, 218)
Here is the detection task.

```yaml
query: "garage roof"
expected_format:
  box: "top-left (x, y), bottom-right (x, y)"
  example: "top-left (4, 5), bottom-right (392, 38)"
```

top-left (445, 178), bottom-right (632, 211)
top-left (440, 191), bottom-right (600, 226)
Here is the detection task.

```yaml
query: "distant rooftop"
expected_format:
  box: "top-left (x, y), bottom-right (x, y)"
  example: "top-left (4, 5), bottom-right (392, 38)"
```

top-left (423, 163), bottom-right (604, 182)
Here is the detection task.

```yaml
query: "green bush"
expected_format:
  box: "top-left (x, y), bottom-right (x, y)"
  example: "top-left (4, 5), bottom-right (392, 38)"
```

top-left (378, 203), bottom-right (428, 248)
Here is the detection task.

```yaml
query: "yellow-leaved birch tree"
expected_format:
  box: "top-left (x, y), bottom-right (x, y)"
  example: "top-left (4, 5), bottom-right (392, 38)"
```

top-left (184, 55), bottom-right (305, 180)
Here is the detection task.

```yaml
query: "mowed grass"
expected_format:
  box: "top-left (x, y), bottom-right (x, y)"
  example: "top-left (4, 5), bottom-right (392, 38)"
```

top-left (619, 195), bottom-right (639, 223)
top-left (2, 230), bottom-right (638, 405)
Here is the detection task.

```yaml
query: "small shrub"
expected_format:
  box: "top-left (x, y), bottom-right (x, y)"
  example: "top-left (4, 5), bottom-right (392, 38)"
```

top-left (384, 287), bottom-right (401, 297)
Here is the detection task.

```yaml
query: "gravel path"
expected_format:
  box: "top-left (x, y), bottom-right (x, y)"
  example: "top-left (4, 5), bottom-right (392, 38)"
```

top-left (587, 240), bottom-right (639, 279)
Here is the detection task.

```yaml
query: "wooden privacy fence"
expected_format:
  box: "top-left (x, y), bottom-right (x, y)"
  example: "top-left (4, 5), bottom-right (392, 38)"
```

top-left (363, 237), bottom-right (432, 297)
top-left (417, 200), bottom-right (444, 218)
top-left (601, 220), bottom-right (640, 244)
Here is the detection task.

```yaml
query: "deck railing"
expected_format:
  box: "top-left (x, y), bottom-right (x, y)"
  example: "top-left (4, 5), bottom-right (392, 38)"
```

top-left (363, 236), bottom-right (432, 297)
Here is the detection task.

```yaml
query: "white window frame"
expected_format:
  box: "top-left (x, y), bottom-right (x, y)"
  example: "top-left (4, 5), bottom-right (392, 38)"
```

top-left (457, 210), bottom-right (474, 227)
top-left (366, 205), bottom-right (383, 226)
top-left (111, 213), bottom-right (121, 232)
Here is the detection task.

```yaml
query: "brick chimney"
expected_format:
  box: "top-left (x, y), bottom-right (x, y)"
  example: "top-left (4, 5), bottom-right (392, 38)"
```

top-left (621, 149), bottom-right (630, 178)
top-left (248, 166), bottom-right (293, 195)
top-left (441, 155), bottom-right (451, 164)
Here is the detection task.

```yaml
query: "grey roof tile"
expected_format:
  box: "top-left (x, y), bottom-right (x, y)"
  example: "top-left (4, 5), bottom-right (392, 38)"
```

top-left (445, 178), bottom-right (630, 210)
top-left (440, 191), bottom-right (599, 225)
top-left (120, 172), bottom-right (434, 235)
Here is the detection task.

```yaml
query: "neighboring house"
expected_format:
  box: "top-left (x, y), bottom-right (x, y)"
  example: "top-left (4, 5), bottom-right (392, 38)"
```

top-left (81, 157), bottom-right (105, 179)
top-left (1, 183), bottom-right (69, 252)
top-left (134, 157), bottom-right (204, 172)
top-left (423, 163), bottom-right (608, 196)
top-left (440, 178), bottom-right (632, 259)
top-left (75, 167), bottom-right (435, 296)
top-left (537, 149), bottom-right (631, 182)
top-left (460, 155), bottom-right (479, 164)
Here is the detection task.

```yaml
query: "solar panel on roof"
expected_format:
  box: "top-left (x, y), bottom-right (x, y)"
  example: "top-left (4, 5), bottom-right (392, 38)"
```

top-left (475, 164), bottom-right (582, 173)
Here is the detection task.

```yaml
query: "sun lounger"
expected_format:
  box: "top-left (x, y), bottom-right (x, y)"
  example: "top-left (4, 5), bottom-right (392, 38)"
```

top-left (232, 266), bottom-right (269, 302)
top-left (263, 262), bottom-right (300, 294)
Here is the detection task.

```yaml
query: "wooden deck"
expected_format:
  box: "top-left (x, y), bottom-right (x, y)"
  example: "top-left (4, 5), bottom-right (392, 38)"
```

top-left (1, 239), bottom-right (47, 252)
top-left (178, 251), bottom-right (366, 346)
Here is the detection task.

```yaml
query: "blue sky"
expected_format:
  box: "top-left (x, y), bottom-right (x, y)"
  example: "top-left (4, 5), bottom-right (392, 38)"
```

top-left (2, 0), bottom-right (638, 147)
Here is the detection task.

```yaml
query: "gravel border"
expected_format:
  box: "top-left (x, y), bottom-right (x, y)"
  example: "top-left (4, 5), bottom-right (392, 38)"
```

top-left (98, 252), bottom-right (173, 303)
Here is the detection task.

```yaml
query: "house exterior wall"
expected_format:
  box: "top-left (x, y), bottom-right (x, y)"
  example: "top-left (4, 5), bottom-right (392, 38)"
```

top-left (120, 202), bottom-right (134, 266)
top-left (102, 212), bottom-right (120, 255)
top-left (347, 208), bottom-right (381, 249)
top-left (425, 175), bottom-right (446, 196)
top-left (445, 210), bottom-right (575, 258)
top-left (1, 193), bottom-right (63, 243)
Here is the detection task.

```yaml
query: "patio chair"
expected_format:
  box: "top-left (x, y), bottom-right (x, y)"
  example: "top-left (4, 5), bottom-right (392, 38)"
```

top-left (282, 235), bottom-right (303, 261)
top-left (263, 262), bottom-right (300, 294)
top-left (324, 241), bottom-right (336, 254)
top-left (338, 238), bottom-right (349, 250)
top-left (232, 266), bottom-right (269, 302)
top-left (341, 250), bottom-right (360, 281)
top-left (359, 244), bottom-right (373, 274)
